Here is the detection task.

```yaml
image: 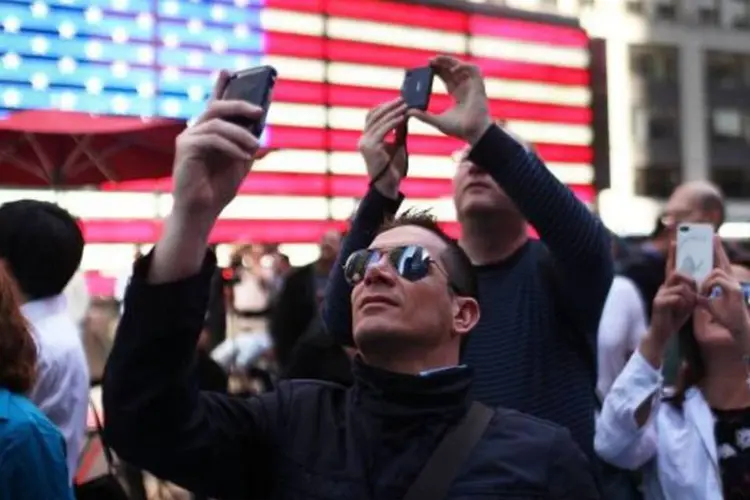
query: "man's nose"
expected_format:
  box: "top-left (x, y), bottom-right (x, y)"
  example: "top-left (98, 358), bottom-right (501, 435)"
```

top-left (466, 161), bottom-right (487, 177)
top-left (363, 255), bottom-right (397, 287)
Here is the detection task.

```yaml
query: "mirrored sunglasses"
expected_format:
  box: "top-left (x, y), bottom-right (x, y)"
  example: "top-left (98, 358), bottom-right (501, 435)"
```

top-left (344, 245), bottom-right (439, 286)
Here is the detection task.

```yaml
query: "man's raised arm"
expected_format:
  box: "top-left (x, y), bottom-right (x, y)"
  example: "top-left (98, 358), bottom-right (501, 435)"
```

top-left (411, 55), bottom-right (613, 336)
top-left (468, 125), bottom-right (613, 332)
top-left (322, 99), bottom-right (408, 345)
top-left (102, 72), bottom-right (279, 499)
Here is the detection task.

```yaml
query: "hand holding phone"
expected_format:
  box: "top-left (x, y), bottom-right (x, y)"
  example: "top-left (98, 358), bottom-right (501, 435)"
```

top-left (222, 65), bottom-right (277, 138)
top-left (401, 66), bottom-right (434, 111)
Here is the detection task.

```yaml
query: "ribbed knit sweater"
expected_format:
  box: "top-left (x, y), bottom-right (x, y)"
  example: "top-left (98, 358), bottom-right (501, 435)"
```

top-left (322, 125), bottom-right (613, 459)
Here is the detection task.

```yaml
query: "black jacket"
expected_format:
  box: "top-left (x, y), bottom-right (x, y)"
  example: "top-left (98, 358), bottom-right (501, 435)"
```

top-left (103, 253), bottom-right (599, 500)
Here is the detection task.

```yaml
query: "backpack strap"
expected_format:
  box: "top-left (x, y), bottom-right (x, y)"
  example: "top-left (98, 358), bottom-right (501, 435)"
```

top-left (402, 402), bottom-right (494, 500)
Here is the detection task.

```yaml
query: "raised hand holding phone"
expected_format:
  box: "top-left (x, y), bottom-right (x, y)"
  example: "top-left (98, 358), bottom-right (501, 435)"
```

top-left (697, 236), bottom-right (750, 341)
top-left (357, 99), bottom-right (408, 200)
top-left (172, 70), bottom-right (263, 219)
top-left (150, 70), bottom-right (266, 284)
top-left (639, 241), bottom-right (698, 367)
top-left (407, 55), bottom-right (492, 145)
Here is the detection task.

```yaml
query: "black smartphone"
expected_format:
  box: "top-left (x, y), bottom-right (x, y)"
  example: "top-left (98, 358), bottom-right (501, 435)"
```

top-left (221, 65), bottom-right (277, 138)
top-left (401, 66), bottom-right (434, 111)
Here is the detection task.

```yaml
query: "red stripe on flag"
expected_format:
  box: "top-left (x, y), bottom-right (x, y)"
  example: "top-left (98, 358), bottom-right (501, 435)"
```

top-left (268, 0), bottom-right (589, 48)
top-left (273, 81), bottom-right (591, 125)
top-left (325, 0), bottom-right (468, 32)
top-left (80, 219), bottom-right (345, 244)
top-left (262, 0), bottom-right (326, 14)
top-left (265, 33), bottom-right (589, 86)
top-left (78, 219), bottom-right (545, 245)
top-left (469, 57), bottom-right (589, 87)
top-left (469, 15), bottom-right (589, 47)
top-left (100, 172), bottom-right (595, 204)
top-left (266, 127), bottom-right (593, 163)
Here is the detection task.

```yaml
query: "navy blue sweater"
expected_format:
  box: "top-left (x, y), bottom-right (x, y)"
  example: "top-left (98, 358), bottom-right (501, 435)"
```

top-left (322, 125), bottom-right (613, 458)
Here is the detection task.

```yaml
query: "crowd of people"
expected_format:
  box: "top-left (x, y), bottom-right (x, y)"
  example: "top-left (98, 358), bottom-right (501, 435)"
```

top-left (0, 55), bottom-right (749, 499)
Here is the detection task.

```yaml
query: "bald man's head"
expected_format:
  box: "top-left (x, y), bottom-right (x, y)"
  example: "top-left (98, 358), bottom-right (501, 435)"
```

top-left (663, 180), bottom-right (725, 230)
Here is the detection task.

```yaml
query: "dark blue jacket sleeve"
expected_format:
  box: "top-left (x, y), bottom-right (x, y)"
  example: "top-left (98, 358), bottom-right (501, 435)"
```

top-left (102, 252), bottom-right (280, 499)
top-left (322, 187), bottom-right (403, 346)
top-left (547, 429), bottom-right (600, 499)
top-left (468, 125), bottom-right (613, 335)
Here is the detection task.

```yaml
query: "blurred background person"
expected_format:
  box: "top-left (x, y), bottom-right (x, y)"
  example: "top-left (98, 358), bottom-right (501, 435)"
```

top-left (270, 230), bottom-right (342, 376)
top-left (0, 200), bottom-right (89, 484)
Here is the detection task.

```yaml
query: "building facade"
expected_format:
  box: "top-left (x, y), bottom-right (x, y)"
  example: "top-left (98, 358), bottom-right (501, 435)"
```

top-left (478, 0), bottom-right (750, 235)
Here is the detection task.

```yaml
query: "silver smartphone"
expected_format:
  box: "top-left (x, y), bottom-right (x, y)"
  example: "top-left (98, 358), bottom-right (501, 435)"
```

top-left (675, 223), bottom-right (714, 284)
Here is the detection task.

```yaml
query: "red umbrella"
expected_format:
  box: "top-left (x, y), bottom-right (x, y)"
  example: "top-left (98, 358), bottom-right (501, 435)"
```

top-left (0, 110), bottom-right (186, 186)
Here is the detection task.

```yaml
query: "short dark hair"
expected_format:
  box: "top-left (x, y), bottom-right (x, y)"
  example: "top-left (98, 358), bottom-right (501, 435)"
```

top-left (0, 200), bottom-right (84, 300)
top-left (377, 209), bottom-right (477, 355)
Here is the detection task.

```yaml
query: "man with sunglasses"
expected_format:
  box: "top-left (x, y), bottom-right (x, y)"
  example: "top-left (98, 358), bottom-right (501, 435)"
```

top-left (323, 55), bottom-right (613, 460)
top-left (101, 72), bottom-right (599, 499)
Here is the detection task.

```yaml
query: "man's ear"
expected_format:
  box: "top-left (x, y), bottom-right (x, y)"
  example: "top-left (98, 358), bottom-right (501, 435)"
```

top-left (452, 296), bottom-right (480, 336)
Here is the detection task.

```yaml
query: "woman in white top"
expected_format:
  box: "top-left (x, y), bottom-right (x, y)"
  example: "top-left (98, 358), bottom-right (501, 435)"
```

top-left (596, 237), bottom-right (750, 500)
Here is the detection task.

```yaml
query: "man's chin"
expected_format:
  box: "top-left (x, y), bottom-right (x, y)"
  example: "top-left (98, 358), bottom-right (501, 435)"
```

top-left (459, 201), bottom-right (500, 218)
top-left (353, 319), bottom-right (401, 347)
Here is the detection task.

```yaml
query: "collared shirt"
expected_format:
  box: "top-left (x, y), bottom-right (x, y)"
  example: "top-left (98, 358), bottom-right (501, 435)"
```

top-left (596, 276), bottom-right (648, 399)
top-left (419, 365), bottom-right (467, 377)
top-left (0, 388), bottom-right (74, 499)
top-left (23, 295), bottom-right (90, 483)
top-left (595, 350), bottom-right (723, 500)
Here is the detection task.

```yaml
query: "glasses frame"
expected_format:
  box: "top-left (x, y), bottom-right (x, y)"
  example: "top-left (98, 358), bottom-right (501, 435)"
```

top-left (343, 245), bottom-right (458, 293)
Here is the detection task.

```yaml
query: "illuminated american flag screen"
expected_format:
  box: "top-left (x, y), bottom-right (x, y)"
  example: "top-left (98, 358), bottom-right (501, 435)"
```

top-left (0, 0), bottom-right (594, 273)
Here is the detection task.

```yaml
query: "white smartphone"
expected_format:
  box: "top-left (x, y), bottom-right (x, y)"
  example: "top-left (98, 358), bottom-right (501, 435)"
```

top-left (675, 223), bottom-right (714, 283)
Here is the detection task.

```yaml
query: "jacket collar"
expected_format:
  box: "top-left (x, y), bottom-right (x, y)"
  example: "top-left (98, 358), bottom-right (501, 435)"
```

top-left (351, 356), bottom-right (472, 424)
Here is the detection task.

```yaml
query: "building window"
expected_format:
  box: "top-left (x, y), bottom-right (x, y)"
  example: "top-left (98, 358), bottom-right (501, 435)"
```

top-left (698, 6), bottom-right (719, 24)
top-left (711, 108), bottom-right (743, 140)
top-left (731, 0), bottom-right (750, 28)
top-left (711, 167), bottom-right (750, 198)
top-left (630, 46), bottom-right (679, 82)
top-left (635, 166), bottom-right (682, 198)
top-left (626, 0), bottom-right (644, 14)
top-left (633, 107), bottom-right (679, 142)
top-left (742, 55), bottom-right (750, 85)
top-left (655, 3), bottom-right (677, 20)
top-left (706, 52), bottom-right (744, 89)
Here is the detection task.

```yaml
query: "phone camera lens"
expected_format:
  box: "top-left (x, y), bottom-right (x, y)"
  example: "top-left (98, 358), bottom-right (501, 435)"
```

top-left (679, 226), bottom-right (689, 232)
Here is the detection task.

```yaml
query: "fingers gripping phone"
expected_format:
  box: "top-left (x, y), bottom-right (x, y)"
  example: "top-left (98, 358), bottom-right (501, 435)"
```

top-left (676, 223), bottom-right (714, 284)
top-left (401, 66), bottom-right (434, 110)
top-left (222, 65), bottom-right (277, 138)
